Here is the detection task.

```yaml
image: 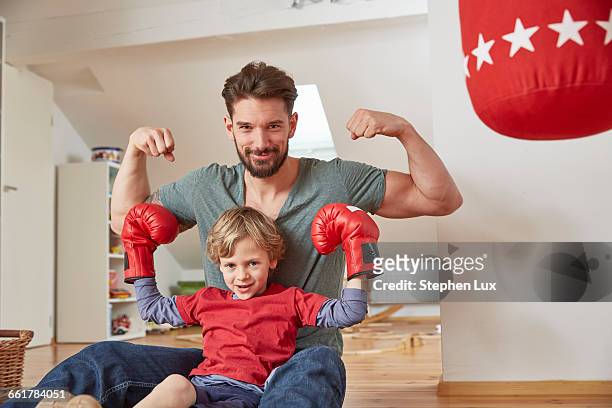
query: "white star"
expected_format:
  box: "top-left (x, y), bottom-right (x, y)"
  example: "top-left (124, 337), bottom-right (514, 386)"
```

top-left (464, 55), bottom-right (470, 78)
top-left (596, 9), bottom-right (612, 45)
top-left (471, 33), bottom-right (495, 71)
top-left (548, 9), bottom-right (588, 47)
top-left (502, 18), bottom-right (539, 57)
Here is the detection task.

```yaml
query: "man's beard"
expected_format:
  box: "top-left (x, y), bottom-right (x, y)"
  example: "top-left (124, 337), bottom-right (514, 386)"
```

top-left (234, 137), bottom-right (289, 179)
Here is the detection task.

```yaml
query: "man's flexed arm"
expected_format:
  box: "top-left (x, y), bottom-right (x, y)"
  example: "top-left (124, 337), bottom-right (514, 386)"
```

top-left (346, 109), bottom-right (463, 218)
top-left (110, 127), bottom-right (175, 234)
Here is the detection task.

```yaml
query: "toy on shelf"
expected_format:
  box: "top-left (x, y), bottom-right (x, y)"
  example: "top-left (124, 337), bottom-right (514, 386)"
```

top-left (109, 288), bottom-right (131, 299)
top-left (109, 270), bottom-right (132, 299)
top-left (176, 281), bottom-right (206, 295)
top-left (109, 270), bottom-right (118, 288)
top-left (91, 147), bottom-right (123, 163)
top-left (110, 245), bottom-right (123, 255)
top-left (112, 314), bottom-right (131, 336)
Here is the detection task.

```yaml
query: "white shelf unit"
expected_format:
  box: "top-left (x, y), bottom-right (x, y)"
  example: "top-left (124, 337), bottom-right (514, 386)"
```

top-left (57, 161), bottom-right (146, 342)
top-left (108, 297), bottom-right (137, 304)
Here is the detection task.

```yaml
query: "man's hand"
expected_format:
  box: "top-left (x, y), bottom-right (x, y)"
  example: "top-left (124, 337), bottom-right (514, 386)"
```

top-left (110, 128), bottom-right (176, 235)
top-left (346, 109), bottom-right (414, 141)
top-left (128, 127), bottom-right (176, 162)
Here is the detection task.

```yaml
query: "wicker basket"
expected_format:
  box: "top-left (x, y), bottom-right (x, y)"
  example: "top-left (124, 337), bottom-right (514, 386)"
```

top-left (0, 330), bottom-right (34, 388)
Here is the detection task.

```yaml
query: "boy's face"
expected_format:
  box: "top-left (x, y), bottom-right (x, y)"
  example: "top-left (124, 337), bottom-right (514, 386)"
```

top-left (219, 237), bottom-right (278, 300)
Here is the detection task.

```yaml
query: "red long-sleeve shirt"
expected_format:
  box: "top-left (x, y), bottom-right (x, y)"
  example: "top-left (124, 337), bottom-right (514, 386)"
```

top-left (175, 283), bottom-right (328, 386)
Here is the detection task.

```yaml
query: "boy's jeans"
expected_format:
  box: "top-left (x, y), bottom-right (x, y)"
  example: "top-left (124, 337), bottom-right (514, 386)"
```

top-left (4, 342), bottom-right (345, 407)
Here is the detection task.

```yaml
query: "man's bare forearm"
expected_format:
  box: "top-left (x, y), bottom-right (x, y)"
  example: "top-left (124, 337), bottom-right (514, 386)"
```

top-left (398, 125), bottom-right (462, 212)
top-left (110, 144), bottom-right (151, 234)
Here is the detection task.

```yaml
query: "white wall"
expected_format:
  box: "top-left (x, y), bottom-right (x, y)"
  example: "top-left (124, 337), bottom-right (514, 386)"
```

top-left (181, 269), bottom-right (207, 282)
top-left (52, 103), bottom-right (91, 164)
top-left (153, 249), bottom-right (184, 296)
top-left (430, 2), bottom-right (612, 381)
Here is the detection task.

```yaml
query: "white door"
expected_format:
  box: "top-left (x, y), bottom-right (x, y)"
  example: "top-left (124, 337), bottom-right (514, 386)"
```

top-left (0, 63), bottom-right (54, 347)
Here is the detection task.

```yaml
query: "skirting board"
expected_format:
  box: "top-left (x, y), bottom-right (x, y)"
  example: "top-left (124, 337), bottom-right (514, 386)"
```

top-left (438, 378), bottom-right (612, 397)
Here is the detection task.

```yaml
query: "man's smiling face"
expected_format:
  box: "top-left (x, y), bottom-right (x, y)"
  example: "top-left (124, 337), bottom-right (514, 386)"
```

top-left (225, 97), bottom-right (297, 178)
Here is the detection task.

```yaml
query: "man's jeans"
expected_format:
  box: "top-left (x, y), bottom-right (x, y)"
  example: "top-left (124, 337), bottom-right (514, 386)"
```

top-left (4, 342), bottom-right (346, 407)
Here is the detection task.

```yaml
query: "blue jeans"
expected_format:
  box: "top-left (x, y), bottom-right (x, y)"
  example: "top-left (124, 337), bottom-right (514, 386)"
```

top-left (4, 342), bottom-right (345, 407)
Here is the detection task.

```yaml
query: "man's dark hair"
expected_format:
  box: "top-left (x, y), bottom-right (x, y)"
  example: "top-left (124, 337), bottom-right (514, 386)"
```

top-left (221, 61), bottom-right (298, 118)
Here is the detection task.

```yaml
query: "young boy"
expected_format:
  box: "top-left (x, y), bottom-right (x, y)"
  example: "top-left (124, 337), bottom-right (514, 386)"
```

top-left (128, 205), bottom-right (369, 408)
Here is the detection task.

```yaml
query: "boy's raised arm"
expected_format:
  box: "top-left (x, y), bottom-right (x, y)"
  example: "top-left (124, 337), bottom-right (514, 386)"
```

top-left (316, 278), bottom-right (367, 329)
top-left (134, 278), bottom-right (185, 327)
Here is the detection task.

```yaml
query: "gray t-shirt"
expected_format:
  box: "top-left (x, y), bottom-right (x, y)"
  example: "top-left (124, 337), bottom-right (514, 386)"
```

top-left (158, 157), bottom-right (386, 353)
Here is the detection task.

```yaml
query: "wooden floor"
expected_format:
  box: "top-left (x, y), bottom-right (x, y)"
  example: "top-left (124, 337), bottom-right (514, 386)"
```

top-left (21, 319), bottom-right (612, 407)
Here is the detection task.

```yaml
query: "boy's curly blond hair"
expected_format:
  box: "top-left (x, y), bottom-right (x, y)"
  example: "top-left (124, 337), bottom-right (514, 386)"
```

top-left (206, 207), bottom-right (285, 267)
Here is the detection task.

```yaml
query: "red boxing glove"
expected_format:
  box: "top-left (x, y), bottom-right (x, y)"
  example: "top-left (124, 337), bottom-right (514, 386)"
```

top-left (311, 203), bottom-right (380, 280)
top-left (121, 203), bottom-right (179, 283)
